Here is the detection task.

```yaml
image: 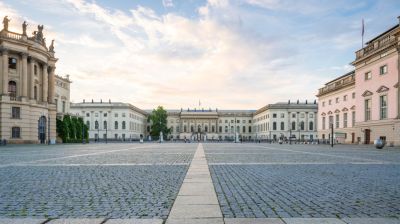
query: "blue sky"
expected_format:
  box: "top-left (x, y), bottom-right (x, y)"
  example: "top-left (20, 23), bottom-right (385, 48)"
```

top-left (1, 0), bottom-right (399, 109)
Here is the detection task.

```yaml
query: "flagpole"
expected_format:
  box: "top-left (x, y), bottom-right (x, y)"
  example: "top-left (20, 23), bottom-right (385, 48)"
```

top-left (362, 19), bottom-right (364, 48)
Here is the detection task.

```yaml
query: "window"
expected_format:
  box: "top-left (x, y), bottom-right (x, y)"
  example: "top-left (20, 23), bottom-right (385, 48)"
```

top-left (329, 100), bottom-right (332, 105)
top-left (249, 126), bottom-right (252, 133)
top-left (365, 99), bottom-right (371, 121)
top-left (11, 107), bottom-right (20, 119)
top-left (280, 122), bottom-right (284, 130)
top-left (322, 102), bottom-right (325, 107)
top-left (364, 71), bottom-right (372, 80)
top-left (300, 121), bottom-right (305, 130)
top-left (95, 121), bottom-right (99, 129)
top-left (104, 113), bottom-right (107, 117)
top-left (86, 113), bottom-right (90, 117)
top-left (273, 122), bottom-right (277, 130)
top-left (219, 126), bottom-right (222, 133)
top-left (280, 113), bottom-right (285, 118)
top-left (212, 126), bottom-right (215, 132)
top-left (292, 121), bottom-right (296, 130)
top-left (8, 57), bottom-right (17, 69)
top-left (122, 113), bottom-right (126, 117)
top-left (249, 120), bottom-right (251, 123)
top-left (104, 121), bottom-right (107, 129)
top-left (336, 97), bottom-right (339, 103)
top-left (8, 81), bottom-right (17, 99)
top-left (11, 127), bottom-right (20, 138)
top-left (122, 121), bottom-right (126, 129)
top-left (322, 117), bottom-right (326, 130)
top-left (379, 65), bottom-right (387, 75)
top-left (34, 86), bottom-right (38, 100)
top-left (309, 121), bottom-right (313, 131)
top-left (380, 95), bottom-right (387, 119)
top-left (224, 126), bottom-right (228, 133)
top-left (343, 113), bottom-right (348, 128)
top-left (272, 113), bottom-right (277, 118)
top-left (34, 65), bottom-right (38, 75)
top-left (343, 95), bottom-right (347, 101)
top-left (300, 113), bottom-right (305, 118)
top-left (114, 134), bottom-right (118, 139)
top-left (329, 116), bottom-right (333, 127)
top-left (236, 120), bottom-right (240, 123)
top-left (335, 114), bottom-right (339, 128)
top-left (242, 126), bottom-right (246, 133)
top-left (86, 121), bottom-right (90, 129)
top-left (205, 126), bottom-right (208, 132)
top-left (352, 92), bottom-right (356, 99)
top-left (292, 113), bottom-right (296, 118)
top-left (115, 121), bottom-right (118, 129)
top-left (114, 113), bottom-right (118, 117)
top-left (62, 101), bottom-right (66, 113)
top-left (352, 111), bottom-right (356, 127)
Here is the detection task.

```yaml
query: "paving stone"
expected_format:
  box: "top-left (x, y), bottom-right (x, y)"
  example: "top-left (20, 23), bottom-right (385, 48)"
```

top-left (0, 218), bottom-right (48, 224)
top-left (104, 219), bottom-right (164, 224)
top-left (224, 218), bottom-right (285, 224)
top-left (166, 218), bottom-right (224, 224)
top-left (341, 218), bottom-right (400, 224)
top-left (282, 218), bottom-right (346, 224)
top-left (47, 218), bottom-right (104, 224)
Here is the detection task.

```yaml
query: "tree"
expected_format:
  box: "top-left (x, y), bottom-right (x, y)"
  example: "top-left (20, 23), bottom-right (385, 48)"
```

top-left (149, 106), bottom-right (170, 139)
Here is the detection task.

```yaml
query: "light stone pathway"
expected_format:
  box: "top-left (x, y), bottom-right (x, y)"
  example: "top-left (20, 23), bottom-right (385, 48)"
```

top-left (165, 143), bottom-right (224, 224)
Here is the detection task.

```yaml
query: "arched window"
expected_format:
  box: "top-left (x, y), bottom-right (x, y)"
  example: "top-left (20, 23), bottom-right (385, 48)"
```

top-left (8, 81), bottom-right (16, 99)
top-left (292, 121), bottom-right (296, 130)
top-left (309, 121), bottom-right (314, 131)
top-left (86, 121), bottom-right (90, 129)
top-left (104, 121), bottom-right (107, 129)
top-left (115, 121), bottom-right (118, 129)
top-left (273, 122), bottom-right (277, 130)
top-left (11, 127), bottom-right (20, 138)
top-left (176, 126), bottom-right (180, 133)
top-left (248, 126), bottom-right (252, 133)
top-left (205, 126), bottom-right (208, 132)
top-left (242, 126), bottom-right (246, 133)
top-left (280, 122), bottom-right (284, 130)
top-left (212, 126), bottom-right (215, 132)
top-left (122, 121), bottom-right (126, 129)
top-left (34, 86), bottom-right (38, 100)
top-left (300, 121), bottom-right (305, 130)
top-left (184, 125), bottom-right (187, 132)
top-left (95, 121), bottom-right (99, 129)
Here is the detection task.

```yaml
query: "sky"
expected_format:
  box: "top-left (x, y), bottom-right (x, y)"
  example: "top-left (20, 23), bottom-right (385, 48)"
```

top-left (0, 0), bottom-right (399, 109)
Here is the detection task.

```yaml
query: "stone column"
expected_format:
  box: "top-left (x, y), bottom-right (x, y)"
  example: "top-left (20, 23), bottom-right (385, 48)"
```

top-left (48, 66), bottom-right (55, 103)
top-left (29, 58), bottom-right (35, 99)
top-left (305, 112), bottom-right (309, 132)
top-left (1, 48), bottom-right (9, 95)
top-left (42, 64), bottom-right (48, 102)
top-left (21, 53), bottom-right (28, 98)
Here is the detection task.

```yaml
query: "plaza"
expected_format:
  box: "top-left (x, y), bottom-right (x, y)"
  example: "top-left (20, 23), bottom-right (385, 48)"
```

top-left (0, 143), bottom-right (399, 224)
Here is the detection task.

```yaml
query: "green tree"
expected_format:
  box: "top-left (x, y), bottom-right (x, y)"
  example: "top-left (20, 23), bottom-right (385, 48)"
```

top-left (56, 118), bottom-right (64, 141)
top-left (149, 106), bottom-right (170, 139)
top-left (62, 115), bottom-right (71, 142)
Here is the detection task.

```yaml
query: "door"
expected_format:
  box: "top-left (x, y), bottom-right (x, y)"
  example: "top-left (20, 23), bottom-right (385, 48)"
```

top-left (351, 132), bottom-right (355, 143)
top-left (364, 129), bottom-right (370, 144)
top-left (38, 116), bottom-right (47, 144)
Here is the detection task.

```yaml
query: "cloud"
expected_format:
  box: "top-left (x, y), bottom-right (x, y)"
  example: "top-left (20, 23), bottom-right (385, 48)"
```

top-left (162, 0), bottom-right (174, 8)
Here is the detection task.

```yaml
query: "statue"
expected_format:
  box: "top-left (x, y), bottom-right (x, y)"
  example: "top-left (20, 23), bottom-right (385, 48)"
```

top-left (3, 16), bottom-right (10, 31)
top-left (33, 25), bottom-right (44, 42)
top-left (22, 21), bottom-right (27, 35)
top-left (49, 39), bottom-right (55, 52)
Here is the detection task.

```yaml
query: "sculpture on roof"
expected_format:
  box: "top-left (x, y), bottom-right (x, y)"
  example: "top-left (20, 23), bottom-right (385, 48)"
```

top-left (3, 16), bottom-right (10, 31)
top-left (32, 25), bottom-right (44, 43)
top-left (49, 39), bottom-right (55, 52)
top-left (22, 21), bottom-right (27, 36)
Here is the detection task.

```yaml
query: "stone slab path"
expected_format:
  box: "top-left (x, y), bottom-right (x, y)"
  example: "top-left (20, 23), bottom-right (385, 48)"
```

top-left (166, 143), bottom-right (223, 224)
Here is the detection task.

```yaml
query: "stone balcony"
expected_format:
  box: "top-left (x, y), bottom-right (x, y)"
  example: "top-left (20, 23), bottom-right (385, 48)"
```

top-left (355, 31), bottom-right (398, 61)
top-left (317, 74), bottom-right (355, 97)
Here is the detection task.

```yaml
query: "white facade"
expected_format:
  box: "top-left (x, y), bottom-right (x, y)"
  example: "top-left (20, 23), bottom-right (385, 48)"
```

top-left (253, 102), bottom-right (318, 141)
top-left (54, 75), bottom-right (71, 115)
top-left (70, 101), bottom-right (147, 141)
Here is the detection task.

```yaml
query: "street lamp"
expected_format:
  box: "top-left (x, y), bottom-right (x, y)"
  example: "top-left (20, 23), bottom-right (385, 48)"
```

top-left (289, 129), bottom-right (292, 145)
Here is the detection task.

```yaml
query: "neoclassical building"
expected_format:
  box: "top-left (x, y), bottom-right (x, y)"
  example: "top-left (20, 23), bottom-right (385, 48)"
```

top-left (165, 109), bottom-right (254, 141)
top-left (54, 74), bottom-right (71, 116)
top-left (253, 101), bottom-right (318, 141)
top-left (0, 17), bottom-right (57, 144)
top-left (317, 71), bottom-right (357, 144)
top-left (70, 100), bottom-right (148, 141)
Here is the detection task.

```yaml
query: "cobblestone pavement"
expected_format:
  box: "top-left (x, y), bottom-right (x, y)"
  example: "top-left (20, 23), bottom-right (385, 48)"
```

top-left (205, 143), bottom-right (400, 218)
top-left (0, 143), bottom-right (196, 219)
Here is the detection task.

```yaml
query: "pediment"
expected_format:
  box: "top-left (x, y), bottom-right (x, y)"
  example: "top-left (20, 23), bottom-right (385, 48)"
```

top-left (362, 90), bottom-right (373, 97)
top-left (327, 111), bottom-right (333, 115)
top-left (334, 109), bottom-right (340, 113)
top-left (321, 112), bottom-right (326, 116)
top-left (350, 105), bottom-right (356, 110)
top-left (342, 107), bottom-right (348, 112)
top-left (394, 82), bottom-right (399, 88)
top-left (376, 85), bottom-right (389, 93)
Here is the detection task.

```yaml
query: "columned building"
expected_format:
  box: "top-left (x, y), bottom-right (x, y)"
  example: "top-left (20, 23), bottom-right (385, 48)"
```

top-left (70, 101), bottom-right (147, 141)
top-left (0, 17), bottom-right (57, 143)
top-left (351, 17), bottom-right (400, 146)
top-left (165, 109), bottom-right (254, 141)
top-left (253, 101), bottom-right (318, 141)
top-left (316, 71), bottom-right (357, 144)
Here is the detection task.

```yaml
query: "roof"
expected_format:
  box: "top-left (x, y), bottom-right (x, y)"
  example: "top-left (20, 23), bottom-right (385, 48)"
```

top-left (365, 24), bottom-right (399, 45)
top-left (325, 70), bottom-right (355, 85)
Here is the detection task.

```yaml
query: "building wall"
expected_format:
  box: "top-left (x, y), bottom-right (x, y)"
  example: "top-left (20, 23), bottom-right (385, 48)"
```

top-left (54, 75), bottom-right (71, 115)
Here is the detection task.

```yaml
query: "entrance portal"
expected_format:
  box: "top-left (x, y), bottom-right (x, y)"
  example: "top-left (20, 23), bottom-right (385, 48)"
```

top-left (364, 129), bottom-right (370, 144)
top-left (38, 116), bottom-right (47, 144)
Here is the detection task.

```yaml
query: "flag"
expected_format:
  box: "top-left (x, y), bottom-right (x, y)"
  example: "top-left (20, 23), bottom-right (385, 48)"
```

top-left (361, 19), bottom-right (365, 36)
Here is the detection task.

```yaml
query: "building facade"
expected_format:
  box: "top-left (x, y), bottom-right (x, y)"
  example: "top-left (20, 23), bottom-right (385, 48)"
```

top-left (70, 101), bottom-right (147, 141)
top-left (351, 17), bottom-right (400, 146)
top-left (54, 74), bottom-right (71, 116)
top-left (317, 71), bottom-right (357, 144)
top-left (0, 17), bottom-right (57, 144)
top-left (253, 101), bottom-right (318, 141)
top-left (165, 109), bottom-right (254, 141)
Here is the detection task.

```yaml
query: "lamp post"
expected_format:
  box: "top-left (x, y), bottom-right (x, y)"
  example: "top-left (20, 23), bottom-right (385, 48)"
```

top-left (331, 123), bottom-right (334, 147)
top-left (48, 115), bottom-right (50, 145)
top-left (289, 129), bottom-right (292, 145)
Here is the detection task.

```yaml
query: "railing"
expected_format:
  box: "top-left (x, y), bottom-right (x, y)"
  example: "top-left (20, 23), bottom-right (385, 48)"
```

top-left (0, 31), bottom-right (23, 41)
top-left (318, 75), bottom-right (355, 96)
top-left (355, 34), bottom-right (397, 60)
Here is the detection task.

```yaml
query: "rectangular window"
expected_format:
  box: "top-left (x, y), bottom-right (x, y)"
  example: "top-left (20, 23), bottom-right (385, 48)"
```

top-left (365, 99), bottom-right (371, 121)
top-left (122, 113), bottom-right (126, 117)
top-left (343, 95), bottom-right (347, 101)
top-left (272, 113), bottom-right (277, 118)
top-left (322, 117), bottom-right (326, 130)
top-left (86, 113), bottom-right (90, 117)
top-left (336, 97), bottom-right (339, 103)
top-left (364, 71), bottom-right (372, 80)
top-left (11, 107), bottom-right (20, 119)
top-left (292, 113), bottom-right (296, 118)
top-left (329, 116), bottom-right (333, 127)
top-left (104, 113), bottom-right (107, 117)
top-left (11, 127), bottom-right (21, 138)
top-left (352, 92), bottom-right (356, 99)
top-left (335, 114), bottom-right (339, 128)
top-left (379, 65), bottom-right (387, 75)
top-left (343, 113), bottom-right (348, 128)
top-left (329, 100), bottom-right (332, 105)
top-left (280, 113), bottom-right (285, 118)
top-left (8, 58), bottom-right (17, 69)
top-left (62, 101), bottom-right (66, 113)
top-left (380, 95), bottom-right (387, 119)
top-left (352, 111), bottom-right (356, 127)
